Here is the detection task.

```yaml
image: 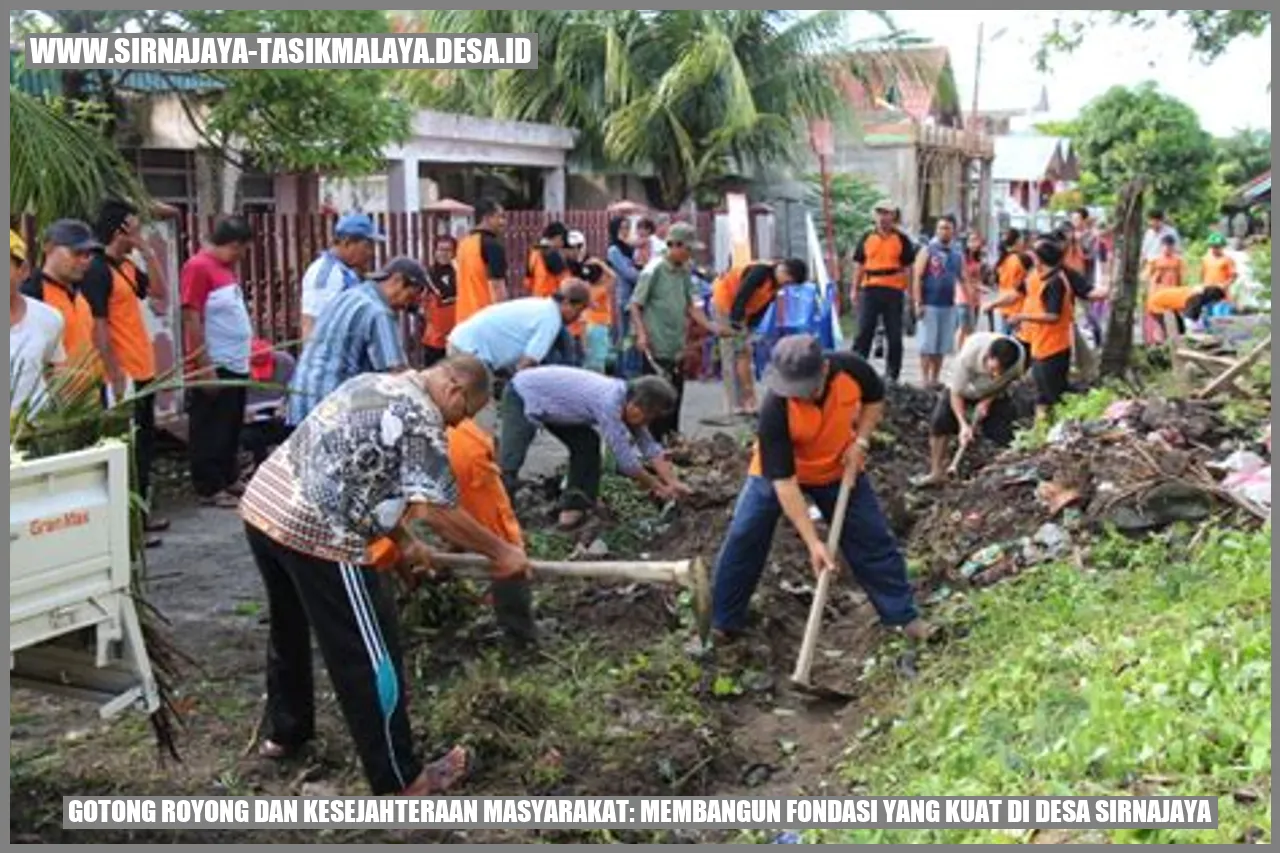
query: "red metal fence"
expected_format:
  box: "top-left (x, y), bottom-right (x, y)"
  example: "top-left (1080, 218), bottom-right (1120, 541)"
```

top-left (21, 207), bottom-right (715, 345)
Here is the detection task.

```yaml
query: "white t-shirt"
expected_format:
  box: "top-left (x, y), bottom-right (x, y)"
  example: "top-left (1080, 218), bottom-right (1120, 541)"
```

top-left (10, 295), bottom-right (66, 413)
top-left (300, 250), bottom-right (361, 321)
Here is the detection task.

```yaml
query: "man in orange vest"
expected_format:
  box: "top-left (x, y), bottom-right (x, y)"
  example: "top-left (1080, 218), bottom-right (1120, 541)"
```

top-left (20, 219), bottom-right (103, 397)
top-left (455, 198), bottom-right (508, 323)
top-left (525, 222), bottom-right (570, 298)
top-left (710, 335), bottom-right (933, 645)
top-left (851, 200), bottom-right (917, 382)
top-left (712, 258), bottom-right (807, 416)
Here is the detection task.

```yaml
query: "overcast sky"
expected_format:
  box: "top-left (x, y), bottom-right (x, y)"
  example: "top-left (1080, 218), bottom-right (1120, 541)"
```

top-left (852, 10), bottom-right (1271, 137)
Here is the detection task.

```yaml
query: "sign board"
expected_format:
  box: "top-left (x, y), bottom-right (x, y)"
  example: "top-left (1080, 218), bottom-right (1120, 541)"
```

top-left (725, 192), bottom-right (752, 269)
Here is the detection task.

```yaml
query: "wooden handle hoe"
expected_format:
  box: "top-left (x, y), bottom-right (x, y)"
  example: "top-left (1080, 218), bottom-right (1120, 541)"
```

top-left (789, 470), bottom-right (857, 702)
top-left (425, 554), bottom-right (713, 645)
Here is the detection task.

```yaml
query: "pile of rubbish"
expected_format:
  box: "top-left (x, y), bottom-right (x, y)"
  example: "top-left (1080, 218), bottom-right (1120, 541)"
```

top-left (907, 396), bottom-right (1271, 592)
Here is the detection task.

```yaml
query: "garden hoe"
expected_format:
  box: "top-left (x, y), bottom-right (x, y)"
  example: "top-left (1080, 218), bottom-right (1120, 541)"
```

top-left (789, 468), bottom-right (857, 703)
top-left (946, 412), bottom-right (983, 478)
top-left (424, 553), bottom-right (713, 646)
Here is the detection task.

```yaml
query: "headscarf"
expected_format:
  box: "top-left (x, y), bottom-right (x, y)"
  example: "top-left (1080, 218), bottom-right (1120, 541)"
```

top-left (608, 216), bottom-right (634, 260)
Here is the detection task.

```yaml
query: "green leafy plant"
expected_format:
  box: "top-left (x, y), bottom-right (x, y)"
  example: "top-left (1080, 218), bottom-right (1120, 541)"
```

top-left (823, 527), bottom-right (1272, 844)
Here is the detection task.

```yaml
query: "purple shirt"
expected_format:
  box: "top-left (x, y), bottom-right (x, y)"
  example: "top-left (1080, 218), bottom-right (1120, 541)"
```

top-left (509, 366), bottom-right (664, 476)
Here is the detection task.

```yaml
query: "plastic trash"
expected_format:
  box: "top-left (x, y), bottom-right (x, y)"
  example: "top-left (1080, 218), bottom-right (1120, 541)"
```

top-left (1032, 523), bottom-right (1071, 558)
top-left (1213, 450), bottom-right (1268, 476)
top-left (771, 832), bottom-right (803, 844)
top-left (960, 543), bottom-right (1006, 579)
top-left (1104, 400), bottom-right (1139, 422)
top-left (1223, 466), bottom-right (1271, 511)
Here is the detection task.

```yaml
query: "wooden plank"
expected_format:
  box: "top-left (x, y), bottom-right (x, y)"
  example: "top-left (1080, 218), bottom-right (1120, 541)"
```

top-left (1196, 333), bottom-right (1271, 399)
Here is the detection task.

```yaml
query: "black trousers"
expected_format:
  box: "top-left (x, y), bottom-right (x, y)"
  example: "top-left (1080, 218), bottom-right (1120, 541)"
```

top-left (188, 368), bottom-right (247, 497)
top-left (131, 377), bottom-right (157, 512)
top-left (245, 524), bottom-right (422, 795)
top-left (641, 355), bottom-right (684, 443)
top-left (1032, 350), bottom-right (1072, 408)
top-left (929, 390), bottom-right (1017, 446)
top-left (498, 386), bottom-right (602, 511)
top-left (420, 345), bottom-right (447, 368)
top-left (242, 419), bottom-right (294, 466)
top-left (853, 287), bottom-right (905, 381)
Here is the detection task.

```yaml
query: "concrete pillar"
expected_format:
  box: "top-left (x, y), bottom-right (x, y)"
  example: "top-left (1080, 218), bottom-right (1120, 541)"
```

top-left (387, 156), bottom-right (421, 213)
top-left (542, 166), bottom-right (566, 213)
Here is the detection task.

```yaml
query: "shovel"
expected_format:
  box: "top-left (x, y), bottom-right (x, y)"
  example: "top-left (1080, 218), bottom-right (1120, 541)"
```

top-left (424, 553), bottom-right (712, 646)
top-left (789, 468), bottom-right (857, 702)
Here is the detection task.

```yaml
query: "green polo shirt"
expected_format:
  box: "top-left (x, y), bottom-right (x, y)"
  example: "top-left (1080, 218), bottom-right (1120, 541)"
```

top-left (631, 258), bottom-right (696, 361)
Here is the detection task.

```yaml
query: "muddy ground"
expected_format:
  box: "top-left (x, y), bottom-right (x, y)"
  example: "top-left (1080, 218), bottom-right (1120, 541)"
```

top-left (10, 375), bottom-right (1264, 843)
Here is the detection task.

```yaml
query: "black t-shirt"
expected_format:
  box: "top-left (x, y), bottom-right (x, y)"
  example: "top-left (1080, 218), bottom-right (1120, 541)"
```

top-left (756, 351), bottom-right (885, 480)
top-left (428, 262), bottom-right (457, 304)
top-left (478, 230), bottom-right (506, 279)
top-left (79, 251), bottom-right (150, 319)
top-left (1041, 273), bottom-right (1067, 317)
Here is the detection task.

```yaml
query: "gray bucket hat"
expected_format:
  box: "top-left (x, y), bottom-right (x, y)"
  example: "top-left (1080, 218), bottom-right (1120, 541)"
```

top-left (762, 334), bottom-right (826, 399)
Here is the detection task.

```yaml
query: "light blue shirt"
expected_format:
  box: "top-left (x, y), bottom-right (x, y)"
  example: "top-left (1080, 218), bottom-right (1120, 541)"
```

top-left (447, 297), bottom-right (564, 372)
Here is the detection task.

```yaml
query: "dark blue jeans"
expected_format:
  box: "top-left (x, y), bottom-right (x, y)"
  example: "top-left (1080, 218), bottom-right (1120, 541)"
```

top-left (712, 474), bottom-right (919, 633)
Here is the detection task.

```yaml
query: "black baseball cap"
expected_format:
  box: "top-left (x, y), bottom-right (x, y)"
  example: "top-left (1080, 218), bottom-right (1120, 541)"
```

top-left (44, 219), bottom-right (102, 252)
top-left (763, 334), bottom-right (826, 399)
top-left (370, 257), bottom-right (429, 289)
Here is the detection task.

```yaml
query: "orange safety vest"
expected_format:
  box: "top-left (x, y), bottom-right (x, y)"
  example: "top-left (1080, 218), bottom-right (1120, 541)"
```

top-left (1201, 253), bottom-right (1236, 292)
top-left (747, 371), bottom-right (864, 486)
top-left (455, 230), bottom-right (499, 323)
top-left (584, 280), bottom-right (612, 327)
top-left (858, 230), bottom-right (912, 291)
top-left (365, 419), bottom-right (522, 569)
top-left (996, 253), bottom-right (1029, 319)
top-left (102, 257), bottom-right (157, 381)
top-left (712, 263), bottom-right (777, 322)
top-left (525, 248), bottom-right (567, 299)
top-left (36, 274), bottom-right (103, 383)
top-left (1022, 269), bottom-right (1075, 361)
top-left (1146, 286), bottom-right (1196, 315)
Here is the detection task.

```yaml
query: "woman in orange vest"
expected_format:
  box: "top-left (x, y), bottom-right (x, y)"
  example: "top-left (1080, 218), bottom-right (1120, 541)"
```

top-left (564, 232), bottom-right (616, 373)
top-left (710, 335), bottom-right (933, 645)
top-left (1008, 239), bottom-right (1076, 421)
top-left (985, 228), bottom-right (1032, 337)
top-left (366, 418), bottom-right (535, 645)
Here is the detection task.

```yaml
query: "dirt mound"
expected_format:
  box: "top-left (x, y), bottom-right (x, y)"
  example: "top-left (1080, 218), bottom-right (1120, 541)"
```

top-left (905, 396), bottom-right (1268, 589)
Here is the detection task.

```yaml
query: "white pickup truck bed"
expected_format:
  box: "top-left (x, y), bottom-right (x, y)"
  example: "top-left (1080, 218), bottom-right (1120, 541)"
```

top-left (9, 441), bottom-right (160, 720)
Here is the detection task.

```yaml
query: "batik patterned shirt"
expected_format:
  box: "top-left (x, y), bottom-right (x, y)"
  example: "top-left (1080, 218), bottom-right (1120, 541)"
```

top-left (241, 372), bottom-right (458, 564)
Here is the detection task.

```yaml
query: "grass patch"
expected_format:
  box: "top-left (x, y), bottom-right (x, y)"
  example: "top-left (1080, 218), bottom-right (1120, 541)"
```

top-left (1012, 385), bottom-right (1123, 451)
top-left (812, 526), bottom-right (1271, 844)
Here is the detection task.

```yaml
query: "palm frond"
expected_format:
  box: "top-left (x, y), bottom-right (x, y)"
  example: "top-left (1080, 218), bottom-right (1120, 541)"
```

top-left (9, 89), bottom-right (151, 232)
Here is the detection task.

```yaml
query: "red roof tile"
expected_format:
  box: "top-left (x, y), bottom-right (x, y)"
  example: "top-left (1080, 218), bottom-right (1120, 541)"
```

top-left (835, 46), bottom-right (954, 123)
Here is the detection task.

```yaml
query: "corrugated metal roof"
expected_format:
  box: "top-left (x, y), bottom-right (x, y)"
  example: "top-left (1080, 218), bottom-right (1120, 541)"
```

top-left (1240, 170), bottom-right (1271, 203)
top-left (992, 134), bottom-right (1064, 183)
top-left (9, 47), bottom-right (223, 96)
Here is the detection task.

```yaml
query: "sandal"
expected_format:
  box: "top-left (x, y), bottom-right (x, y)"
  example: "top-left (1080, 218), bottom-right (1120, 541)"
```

top-left (556, 509), bottom-right (587, 531)
top-left (258, 738), bottom-right (298, 760)
top-left (404, 745), bottom-right (473, 796)
top-left (144, 516), bottom-right (171, 533)
top-left (909, 474), bottom-right (946, 490)
top-left (200, 491), bottom-right (240, 509)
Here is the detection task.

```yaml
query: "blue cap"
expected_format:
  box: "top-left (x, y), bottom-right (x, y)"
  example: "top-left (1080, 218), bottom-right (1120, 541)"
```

top-left (334, 212), bottom-right (385, 243)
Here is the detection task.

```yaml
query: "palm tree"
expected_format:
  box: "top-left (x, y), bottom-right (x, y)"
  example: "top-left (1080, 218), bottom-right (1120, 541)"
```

top-left (9, 88), bottom-right (150, 231)
top-left (397, 10), bottom-right (912, 209)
